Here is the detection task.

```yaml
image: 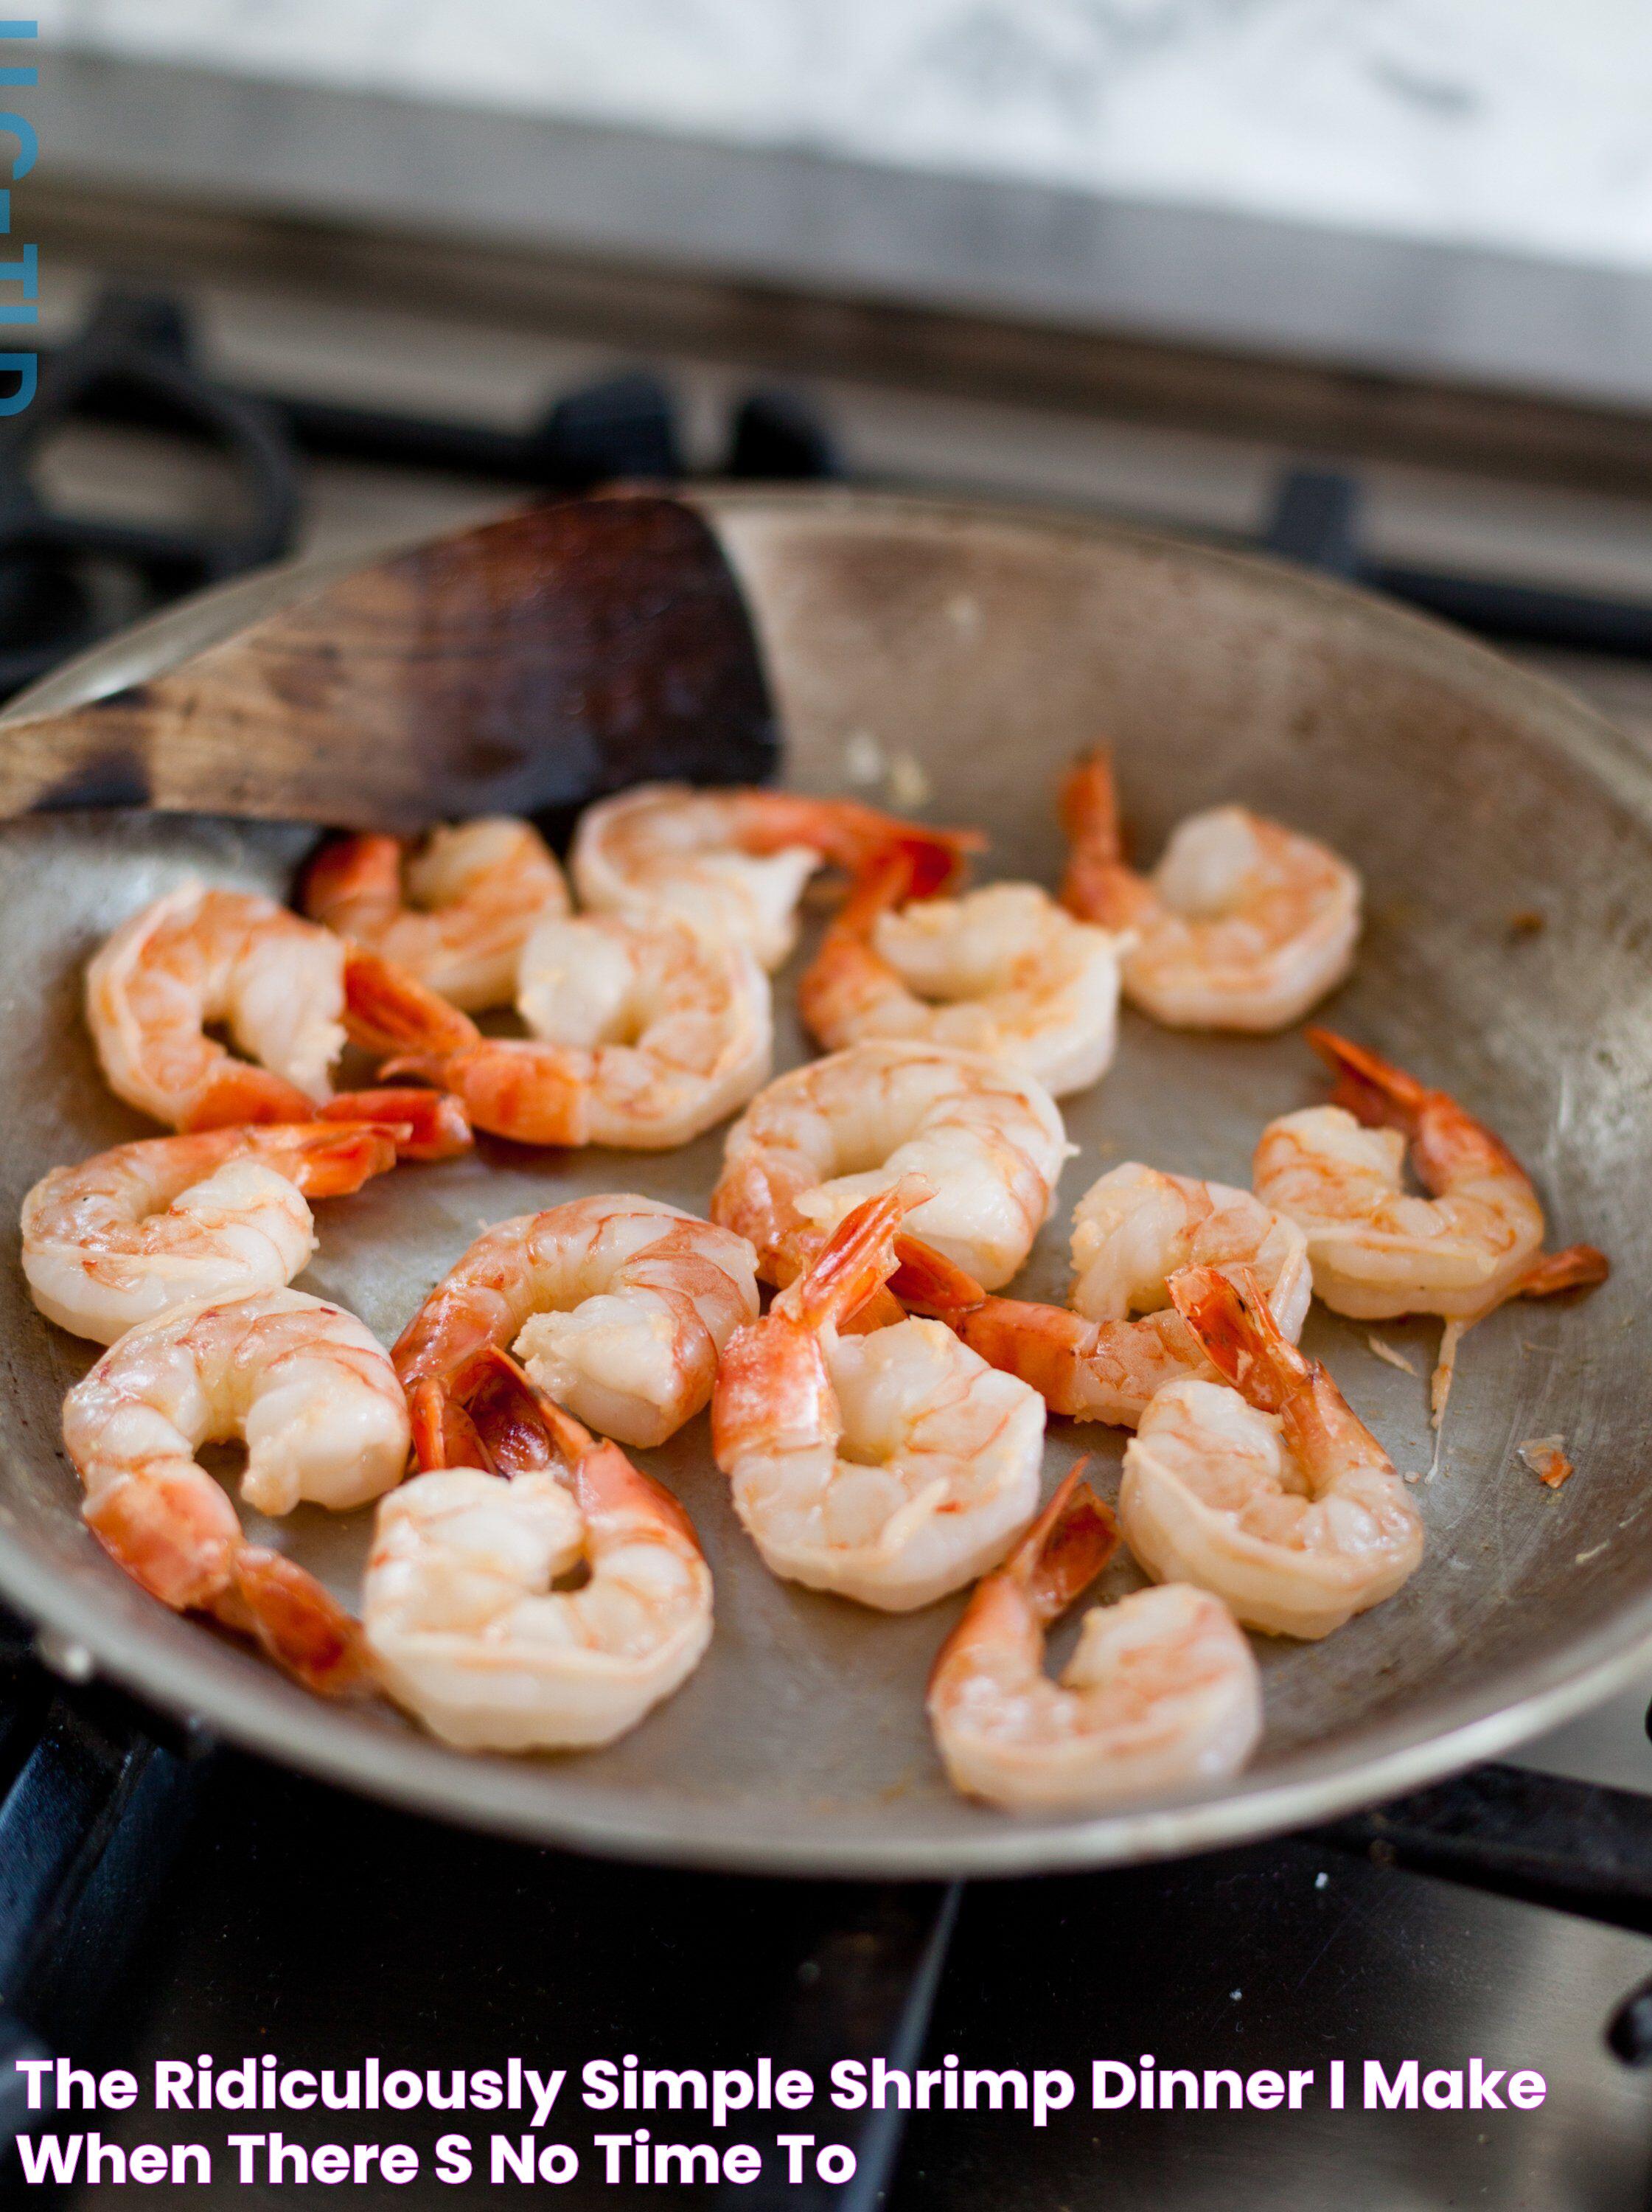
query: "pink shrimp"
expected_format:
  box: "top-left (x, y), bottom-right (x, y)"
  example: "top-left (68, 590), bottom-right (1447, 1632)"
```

top-left (927, 1462), bottom-right (1261, 1810)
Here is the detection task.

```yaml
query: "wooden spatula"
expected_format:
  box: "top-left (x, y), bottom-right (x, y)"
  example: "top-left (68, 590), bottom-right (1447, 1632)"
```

top-left (0, 493), bottom-right (778, 830)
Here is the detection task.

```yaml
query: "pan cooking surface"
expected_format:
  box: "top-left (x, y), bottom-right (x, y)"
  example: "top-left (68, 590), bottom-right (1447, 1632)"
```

top-left (0, 490), bottom-right (1645, 1875)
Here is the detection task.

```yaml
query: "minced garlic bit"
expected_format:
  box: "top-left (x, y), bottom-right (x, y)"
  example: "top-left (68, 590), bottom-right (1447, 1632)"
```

top-left (1518, 1435), bottom-right (1574, 1489)
top-left (886, 752), bottom-right (933, 810)
top-left (843, 731), bottom-right (885, 787)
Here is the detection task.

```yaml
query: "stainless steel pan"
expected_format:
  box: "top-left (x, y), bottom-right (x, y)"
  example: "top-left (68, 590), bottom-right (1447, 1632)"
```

top-left (0, 486), bottom-right (1643, 1878)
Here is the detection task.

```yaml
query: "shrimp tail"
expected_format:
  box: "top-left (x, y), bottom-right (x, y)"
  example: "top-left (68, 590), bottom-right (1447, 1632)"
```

top-left (1174, 1262), bottom-right (1390, 1478)
top-left (1518, 1242), bottom-right (1611, 1298)
top-left (787, 1175), bottom-right (936, 1332)
top-left (275, 1121), bottom-right (401, 1197)
top-left (407, 1043), bottom-right (591, 1148)
top-left (408, 1374), bottom-right (493, 1473)
top-left (1169, 1262), bottom-right (1306, 1413)
top-left (322, 1087), bottom-right (473, 1161)
top-left (1006, 1459), bottom-right (1120, 1622)
top-left (223, 1545), bottom-right (373, 1697)
top-left (299, 832), bottom-right (402, 921)
top-left (1306, 1026), bottom-right (1427, 1123)
top-left (342, 945), bottom-right (481, 1060)
top-left (745, 794), bottom-right (981, 888)
top-left (450, 1345), bottom-right (701, 1544)
top-left (1306, 1026), bottom-right (1524, 1186)
top-left (798, 841), bottom-right (955, 1046)
top-left (84, 1472), bottom-right (240, 1610)
top-left (179, 1064), bottom-right (321, 1133)
top-left (887, 1235), bottom-right (987, 1318)
top-left (929, 1462), bottom-right (1115, 1697)
top-left (1059, 748), bottom-right (1135, 925)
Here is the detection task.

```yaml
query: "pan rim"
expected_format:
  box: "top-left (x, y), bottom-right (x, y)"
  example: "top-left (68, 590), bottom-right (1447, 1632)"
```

top-left (4, 482), bottom-right (1649, 1877)
top-left (5, 1527), bottom-right (1652, 1878)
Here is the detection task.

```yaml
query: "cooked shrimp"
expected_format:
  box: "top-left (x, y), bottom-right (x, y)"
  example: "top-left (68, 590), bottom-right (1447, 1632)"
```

top-left (88, 882), bottom-right (350, 1127)
top-left (299, 817), bottom-right (569, 1011)
top-left (1252, 1029), bottom-right (1609, 1321)
top-left (1060, 751), bottom-right (1360, 1030)
top-left (927, 1464), bottom-right (1261, 1810)
top-left (711, 1039), bottom-right (1067, 1294)
top-left (798, 841), bottom-right (1125, 1097)
top-left (893, 1161), bottom-right (1310, 1429)
top-left (86, 880), bottom-right (473, 1155)
top-left (1119, 1265), bottom-right (1424, 1638)
top-left (21, 1121), bottom-right (404, 1344)
top-left (363, 1346), bottom-right (712, 1750)
top-left (394, 1194), bottom-right (759, 1451)
top-left (569, 781), bottom-right (977, 970)
top-left (61, 1287), bottom-right (411, 1691)
top-left (345, 913), bottom-right (771, 1149)
top-left (713, 1180), bottom-right (1046, 1610)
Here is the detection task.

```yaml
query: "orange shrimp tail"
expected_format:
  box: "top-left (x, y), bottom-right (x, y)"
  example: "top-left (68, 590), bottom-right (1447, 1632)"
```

top-left (745, 793), bottom-right (981, 887)
top-left (798, 843), bottom-right (921, 1048)
top-left (223, 1546), bottom-right (373, 1697)
top-left (342, 945), bottom-right (480, 1060)
top-left (872, 834), bottom-right (962, 906)
top-left (1519, 1242), bottom-right (1611, 1298)
top-left (1168, 1263), bottom-right (1306, 1413)
top-left (276, 1121), bottom-right (400, 1197)
top-left (930, 1464), bottom-right (1116, 1696)
top-left (1308, 1027), bottom-right (1526, 1188)
top-left (442, 1346), bottom-right (569, 1476)
top-left (887, 1234), bottom-right (986, 1318)
top-left (1306, 1027), bottom-right (1429, 1127)
top-left (391, 1289), bottom-right (495, 1394)
top-left (391, 1043), bottom-right (589, 1148)
top-left (299, 833), bottom-right (402, 925)
top-left (953, 1297), bottom-right (1099, 1414)
top-left (790, 1176), bottom-right (936, 1331)
top-left (408, 1374), bottom-right (494, 1472)
top-left (1059, 749), bottom-right (1123, 855)
top-left (84, 1477), bottom-right (238, 1611)
top-left (1058, 748), bottom-right (1137, 925)
top-left (180, 1063), bottom-right (321, 1133)
top-left (322, 1086), bottom-right (473, 1161)
top-left (1007, 1460), bottom-right (1120, 1624)
top-left (451, 1346), bottom-right (700, 1542)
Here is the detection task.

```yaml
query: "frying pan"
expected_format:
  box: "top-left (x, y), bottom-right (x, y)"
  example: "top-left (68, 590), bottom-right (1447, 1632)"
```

top-left (0, 485), bottom-right (1643, 1879)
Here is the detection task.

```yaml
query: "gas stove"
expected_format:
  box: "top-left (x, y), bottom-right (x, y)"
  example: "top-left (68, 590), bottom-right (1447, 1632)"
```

top-left (5, 281), bottom-right (1652, 2210)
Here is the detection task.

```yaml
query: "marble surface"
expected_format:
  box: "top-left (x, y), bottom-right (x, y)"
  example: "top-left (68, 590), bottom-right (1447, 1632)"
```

top-left (34, 0), bottom-right (1652, 274)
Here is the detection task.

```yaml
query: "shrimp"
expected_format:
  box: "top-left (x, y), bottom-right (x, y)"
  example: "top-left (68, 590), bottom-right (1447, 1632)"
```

top-left (712, 1180), bottom-right (1046, 1610)
top-left (711, 1040), bottom-right (1067, 1294)
top-left (1060, 751), bottom-right (1360, 1031)
top-left (22, 1120), bottom-right (404, 1344)
top-left (892, 1161), bottom-right (1311, 1429)
top-left (61, 1287), bottom-right (411, 1692)
top-left (86, 880), bottom-right (473, 1155)
top-left (1119, 1265), bottom-right (1425, 1639)
top-left (394, 1194), bottom-right (759, 1451)
top-left (798, 840), bottom-right (1125, 1097)
top-left (569, 781), bottom-right (978, 970)
top-left (927, 1464), bottom-right (1261, 1811)
top-left (363, 1346), bottom-right (712, 1751)
top-left (299, 817), bottom-right (569, 1012)
top-left (345, 914), bottom-right (772, 1150)
top-left (1252, 1029), bottom-right (1609, 1321)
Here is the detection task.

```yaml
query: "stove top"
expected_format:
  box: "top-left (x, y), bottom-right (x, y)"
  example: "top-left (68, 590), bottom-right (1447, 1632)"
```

top-left (5, 283), bottom-right (1652, 2210)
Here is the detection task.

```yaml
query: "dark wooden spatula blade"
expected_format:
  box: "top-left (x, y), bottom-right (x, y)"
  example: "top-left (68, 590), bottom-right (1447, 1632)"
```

top-left (0, 493), bottom-right (778, 830)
